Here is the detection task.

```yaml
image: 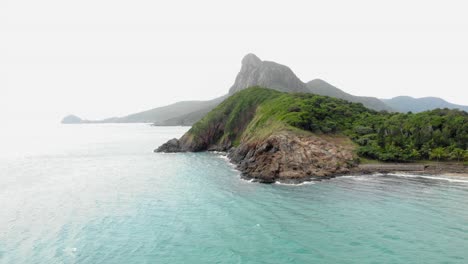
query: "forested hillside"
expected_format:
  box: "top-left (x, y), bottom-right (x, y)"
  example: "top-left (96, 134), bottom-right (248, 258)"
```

top-left (186, 87), bottom-right (468, 162)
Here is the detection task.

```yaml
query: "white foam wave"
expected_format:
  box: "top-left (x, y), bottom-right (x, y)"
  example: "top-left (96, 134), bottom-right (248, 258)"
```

top-left (386, 173), bottom-right (468, 183)
top-left (211, 151), bottom-right (228, 155)
top-left (274, 181), bottom-right (316, 186)
top-left (213, 153), bottom-right (239, 170)
top-left (240, 178), bottom-right (256, 183)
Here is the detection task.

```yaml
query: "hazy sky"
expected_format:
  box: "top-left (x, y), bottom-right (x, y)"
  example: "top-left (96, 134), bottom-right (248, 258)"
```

top-left (2, 0), bottom-right (468, 124)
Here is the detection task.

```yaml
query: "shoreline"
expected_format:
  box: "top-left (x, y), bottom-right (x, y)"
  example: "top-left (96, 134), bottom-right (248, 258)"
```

top-left (239, 171), bottom-right (468, 185)
top-left (356, 163), bottom-right (468, 177)
top-left (213, 151), bottom-right (468, 184)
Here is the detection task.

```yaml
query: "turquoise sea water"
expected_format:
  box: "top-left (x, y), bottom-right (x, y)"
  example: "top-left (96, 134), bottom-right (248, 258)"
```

top-left (0, 124), bottom-right (467, 264)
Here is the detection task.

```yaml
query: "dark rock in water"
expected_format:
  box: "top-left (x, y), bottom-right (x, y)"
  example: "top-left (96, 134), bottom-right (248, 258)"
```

top-left (155, 138), bottom-right (182, 153)
top-left (61, 115), bottom-right (82, 124)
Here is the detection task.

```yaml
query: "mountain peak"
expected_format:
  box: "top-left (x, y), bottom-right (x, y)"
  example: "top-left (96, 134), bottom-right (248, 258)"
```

top-left (242, 53), bottom-right (262, 66)
top-left (229, 54), bottom-right (308, 94)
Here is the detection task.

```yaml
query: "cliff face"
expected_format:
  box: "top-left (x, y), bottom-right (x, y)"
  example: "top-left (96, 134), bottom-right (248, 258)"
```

top-left (228, 132), bottom-right (356, 183)
top-left (229, 54), bottom-right (310, 95)
top-left (228, 54), bottom-right (393, 112)
top-left (156, 130), bottom-right (356, 184)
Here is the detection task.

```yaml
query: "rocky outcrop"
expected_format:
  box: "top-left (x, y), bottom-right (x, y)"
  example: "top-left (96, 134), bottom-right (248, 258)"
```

top-left (155, 138), bottom-right (183, 153)
top-left (156, 131), bottom-right (357, 183)
top-left (229, 54), bottom-right (310, 94)
top-left (228, 132), bottom-right (357, 183)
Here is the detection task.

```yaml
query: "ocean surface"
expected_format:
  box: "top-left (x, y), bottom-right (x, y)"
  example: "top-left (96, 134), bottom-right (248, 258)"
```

top-left (0, 124), bottom-right (467, 264)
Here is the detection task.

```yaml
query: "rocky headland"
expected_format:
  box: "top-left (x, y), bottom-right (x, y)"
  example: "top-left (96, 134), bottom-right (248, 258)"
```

top-left (156, 87), bottom-right (467, 183)
top-left (158, 131), bottom-right (357, 183)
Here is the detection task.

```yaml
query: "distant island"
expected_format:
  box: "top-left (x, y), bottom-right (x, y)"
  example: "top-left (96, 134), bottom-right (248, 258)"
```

top-left (156, 87), bottom-right (468, 183)
top-left (62, 54), bottom-right (468, 125)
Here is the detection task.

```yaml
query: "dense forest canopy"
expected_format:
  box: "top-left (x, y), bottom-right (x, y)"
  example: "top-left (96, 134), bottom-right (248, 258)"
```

top-left (260, 93), bottom-right (468, 162)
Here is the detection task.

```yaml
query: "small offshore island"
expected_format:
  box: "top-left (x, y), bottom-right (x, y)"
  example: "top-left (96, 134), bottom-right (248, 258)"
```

top-left (156, 87), bottom-right (468, 183)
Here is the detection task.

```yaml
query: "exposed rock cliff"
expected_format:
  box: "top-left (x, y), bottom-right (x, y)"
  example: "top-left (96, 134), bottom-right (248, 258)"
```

top-left (228, 132), bottom-right (355, 183)
top-left (229, 54), bottom-right (310, 94)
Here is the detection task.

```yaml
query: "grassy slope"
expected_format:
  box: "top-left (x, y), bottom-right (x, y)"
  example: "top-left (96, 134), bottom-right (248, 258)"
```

top-left (186, 87), bottom-right (282, 149)
top-left (186, 87), bottom-right (369, 150)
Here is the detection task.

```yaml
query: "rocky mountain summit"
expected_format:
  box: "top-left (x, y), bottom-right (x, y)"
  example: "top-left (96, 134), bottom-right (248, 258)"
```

top-left (228, 54), bottom-right (310, 94)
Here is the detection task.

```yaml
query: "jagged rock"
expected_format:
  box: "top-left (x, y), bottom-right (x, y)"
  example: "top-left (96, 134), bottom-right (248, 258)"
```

top-left (155, 138), bottom-right (182, 153)
top-left (228, 132), bottom-right (356, 183)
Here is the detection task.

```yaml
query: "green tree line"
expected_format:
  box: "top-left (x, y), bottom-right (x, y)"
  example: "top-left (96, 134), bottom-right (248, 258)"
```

top-left (268, 93), bottom-right (468, 162)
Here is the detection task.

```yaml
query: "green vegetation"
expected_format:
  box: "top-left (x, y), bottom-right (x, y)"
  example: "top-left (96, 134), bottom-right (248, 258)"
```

top-left (188, 88), bottom-right (282, 149)
top-left (352, 109), bottom-right (467, 162)
top-left (188, 87), bottom-right (468, 162)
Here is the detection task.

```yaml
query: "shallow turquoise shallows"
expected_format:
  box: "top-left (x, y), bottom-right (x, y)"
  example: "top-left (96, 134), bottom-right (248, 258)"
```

top-left (1, 124), bottom-right (467, 264)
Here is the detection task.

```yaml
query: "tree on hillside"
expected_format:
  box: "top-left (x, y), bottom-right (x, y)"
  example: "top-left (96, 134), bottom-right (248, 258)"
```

top-left (430, 147), bottom-right (447, 162)
top-left (450, 148), bottom-right (466, 162)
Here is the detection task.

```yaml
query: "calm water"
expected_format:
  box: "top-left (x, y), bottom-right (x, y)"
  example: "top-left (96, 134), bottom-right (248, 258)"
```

top-left (1, 124), bottom-right (467, 264)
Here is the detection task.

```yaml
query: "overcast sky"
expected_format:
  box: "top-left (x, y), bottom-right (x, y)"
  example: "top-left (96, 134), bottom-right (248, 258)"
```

top-left (1, 0), bottom-right (468, 124)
